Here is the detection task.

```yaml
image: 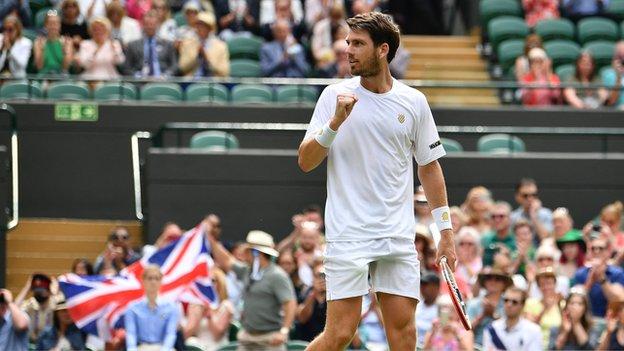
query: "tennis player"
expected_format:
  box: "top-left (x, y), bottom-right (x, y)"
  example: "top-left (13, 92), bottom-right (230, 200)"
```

top-left (298, 12), bottom-right (457, 351)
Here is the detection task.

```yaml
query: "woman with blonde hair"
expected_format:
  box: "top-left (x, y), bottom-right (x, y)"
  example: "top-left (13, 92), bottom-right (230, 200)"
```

top-left (183, 267), bottom-right (234, 351)
top-left (455, 226), bottom-right (482, 296)
top-left (0, 15), bottom-right (31, 78)
top-left (76, 17), bottom-right (124, 80)
top-left (152, 0), bottom-right (177, 41)
top-left (601, 201), bottom-right (624, 245)
top-left (460, 186), bottom-right (493, 234)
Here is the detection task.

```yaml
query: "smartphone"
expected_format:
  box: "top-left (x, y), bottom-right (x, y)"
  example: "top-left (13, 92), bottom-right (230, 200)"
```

top-left (593, 224), bottom-right (602, 232)
top-left (439, 308), bottom-right (449, 326)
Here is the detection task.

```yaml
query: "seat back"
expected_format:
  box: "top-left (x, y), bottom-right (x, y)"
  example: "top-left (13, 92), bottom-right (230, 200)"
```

top-left (534, 18), bottom-right (575, 41)
top-left (583, 40), bottom-right (616, 70)
top-left (231, 84), bottom-right (273, 104)
top-left (544, 40), bottom-right (581, 68)
top-left (189, 130), bottom-right (240, 150)
top-left (140, 83), bottom-right (183, 102)
top-left (227, 36), bottom-right (263, 60)
top-left (186, 83), bottom-right (229, 103)
top-left (0, 81), bottom-right (43, 99)
top-left (477, 133), bottom-right (526, 153)
top-left (94, 83), bottom-right (137, 101)
top-left (276, 85), bottom-right (318, 103)
top-left (441, 138), bottom-right (464, 153)
top-left (480, 0), bottom-right (522, 30)
top-left (497, 39), bottom-right (525, 75)
top-left (229, 59), bottom-right (262, 77)
top-left (577, 17), bottom-right (619, 44)
top-left (488, 16), bottom-right (529, 51)
top-left (47, 81), bottom-right (90, 100)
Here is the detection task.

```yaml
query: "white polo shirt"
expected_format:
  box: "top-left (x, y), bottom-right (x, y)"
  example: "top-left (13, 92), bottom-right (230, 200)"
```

top-left (483, 317), bottom-right (543, 351)
top-left (305, 77), bottom-right (446, 242)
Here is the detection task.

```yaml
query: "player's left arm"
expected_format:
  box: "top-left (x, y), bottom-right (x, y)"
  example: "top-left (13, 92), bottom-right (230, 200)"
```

top-left (418, 160), bottom-right (457, 270)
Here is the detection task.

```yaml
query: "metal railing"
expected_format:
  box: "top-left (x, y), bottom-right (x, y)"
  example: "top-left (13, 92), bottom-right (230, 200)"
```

top-left (0, 104), bottom-right (18, 230)
top-left (131, 122), bottom-right (624, 220)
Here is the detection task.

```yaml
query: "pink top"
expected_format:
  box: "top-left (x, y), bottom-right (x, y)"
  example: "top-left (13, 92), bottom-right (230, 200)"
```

top-left (125, 0), bottom-right (152, 20)
top-left (523, 0), bottom-right (559, 27)
top-left (78, 40), bottom-right (125, 80)
top-left (429, 331), bottom-right (461, 351)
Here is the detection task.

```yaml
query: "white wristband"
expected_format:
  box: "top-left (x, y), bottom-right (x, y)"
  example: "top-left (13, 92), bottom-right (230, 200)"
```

top-left (431, 206), bottom-right (452, 231)
top-left (314, 123), bottom-right (337, 148)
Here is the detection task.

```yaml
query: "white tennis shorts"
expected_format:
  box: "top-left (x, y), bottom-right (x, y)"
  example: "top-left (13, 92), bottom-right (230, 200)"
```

top-left (324, 237), bottom-right (421, 301)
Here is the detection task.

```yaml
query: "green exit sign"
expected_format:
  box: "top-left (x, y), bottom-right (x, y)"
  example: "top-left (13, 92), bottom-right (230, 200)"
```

top-left (55, 103), bottom-right (99, 122)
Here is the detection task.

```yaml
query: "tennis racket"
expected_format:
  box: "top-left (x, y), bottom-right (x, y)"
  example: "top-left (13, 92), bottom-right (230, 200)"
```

top-left (429, 223), bottom-right (472, 331)
top-left (439, 256), bottom-right (472, 331)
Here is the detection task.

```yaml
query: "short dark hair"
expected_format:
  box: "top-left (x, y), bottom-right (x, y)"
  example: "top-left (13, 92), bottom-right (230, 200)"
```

top-left (504, 286), bottom-right (528, 304)
top-left (515, 177), bottom-right (537, 193)
top-left (346, 12), bottom-right (400, 63)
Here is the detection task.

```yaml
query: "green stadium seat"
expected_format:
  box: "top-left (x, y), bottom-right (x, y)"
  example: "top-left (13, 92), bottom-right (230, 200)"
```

top-left (22, 28), bottom-right (38, 42)
top-left (227, 36), bottom-right (263, 60)
top-left (583, 40), bottom-right (616, 70)
top-left (497, 39), bottom-right (525, 75)
top-left (35, 7), bottom-right (52, 29)
top-left (477, 133), bottom-right (526, 153)
top-left (441, 138), bottom-right (464, 153)
top-left (47, 81), bottom-right (90, 100)
top-left (276, 85), bottom-right (318, 103)
top-left (555, 63), bottom-right (576, 81)
top-left (0, 81), bottom-right (43, 99)
top-left (185, 83), bottom-right (229, 103)
top-left (544, 40), bottom-right (581, 68)
top-left (29, 0), bottom-right (49, 17)
top-left (287, 341), bottom-right (309, 350)
top-left (94, 83), bottom-right (137, 101)
top-left (577, 17), bottom-right (619, 45)
top-left (190, 130), bottom-right (240, 150)
top-left (231, 84), bottom-right (273, 104)
top-left (173, 11), bottom-right (186, 27)
top-left (229, 59), bottom-right (262, 77)
top-left (140, 83), bottom-right (183, 102)
top-left (608, 0), bottom-right (624, 19)
top-left (479, 0), bottom-right (522, 31)
top-left (534, 18), bottom-right (575, 41)
top-left (488, 16), bottom-right (529, 51)
top-left (217, 342), bottom-right (238, 351)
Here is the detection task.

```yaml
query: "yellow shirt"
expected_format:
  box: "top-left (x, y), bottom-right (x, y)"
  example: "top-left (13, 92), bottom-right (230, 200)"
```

top-left (524, 297), bottom-right (562, 349)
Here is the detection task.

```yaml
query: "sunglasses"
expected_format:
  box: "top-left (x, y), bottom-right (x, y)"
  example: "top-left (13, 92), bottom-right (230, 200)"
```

top-left (537, 256), bottom-right (553, 261)
top-left (491, 214), bottom-right (507, 219)
top-left (503, 297), bottom-right (522, 306)
top-left (112, 234), bottom-right (129, 240)
top-left (521, 192), bottom-right (538, 199)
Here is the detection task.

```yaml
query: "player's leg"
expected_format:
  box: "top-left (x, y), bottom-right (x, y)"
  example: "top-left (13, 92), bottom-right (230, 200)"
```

top-left (307, 241), bottom-right (371, 350)
top-left (376, 292), bottom-right (418, 351)
top-left (370, 238), bottom-right (421, 351)
top-left (305, 296), bottom-right (363, 351)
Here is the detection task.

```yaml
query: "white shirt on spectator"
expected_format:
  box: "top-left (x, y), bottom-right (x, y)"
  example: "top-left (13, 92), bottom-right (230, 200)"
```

top-left (259, 0), bottom-right (303, 25)
top-left (112, 16), bottom-right (142, 45)
top-left (304, 0), bottom-right (343, 28)
top-left (483, 317), bottom-right (542, 351)
top-left (0, 35), bottom-right (31, 78)
top-left (78, 0), bottom-right (114, 21)
top-left (304, 77), bottom-right (445, 242)
top-left (158, 18), bottom-right (178, 42)
top-left (415, 301), bottom-right (437, 346)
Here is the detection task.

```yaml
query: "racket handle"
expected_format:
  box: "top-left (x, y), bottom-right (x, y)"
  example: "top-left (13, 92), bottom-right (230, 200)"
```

top-left (440, 256), bottom-right (447, 265)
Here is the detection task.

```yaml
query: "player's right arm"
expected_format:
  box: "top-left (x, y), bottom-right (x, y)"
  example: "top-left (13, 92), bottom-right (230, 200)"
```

top-left (298, 93), bottom-right (357, 172)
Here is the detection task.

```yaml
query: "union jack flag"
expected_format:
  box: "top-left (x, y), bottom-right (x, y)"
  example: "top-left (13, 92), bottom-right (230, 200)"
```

top-left (58, 223), bottom-right (217, 335)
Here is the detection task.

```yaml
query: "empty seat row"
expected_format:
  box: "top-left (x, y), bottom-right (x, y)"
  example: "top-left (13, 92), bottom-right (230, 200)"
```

top-left (0, 81), bottom-right (319, 104)
top-left (442, 134), bottom-right (526, 153)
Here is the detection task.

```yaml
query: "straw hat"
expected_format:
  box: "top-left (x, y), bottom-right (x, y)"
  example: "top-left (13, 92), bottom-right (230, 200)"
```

top-left (244, 230), bottom-right (279, 257)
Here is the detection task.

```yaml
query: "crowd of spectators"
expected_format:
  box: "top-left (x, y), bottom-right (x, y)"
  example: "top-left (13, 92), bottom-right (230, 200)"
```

top-left (2, 178), bottom-right (624, 350)
top-left (0, 0), bottom-right (423, 84)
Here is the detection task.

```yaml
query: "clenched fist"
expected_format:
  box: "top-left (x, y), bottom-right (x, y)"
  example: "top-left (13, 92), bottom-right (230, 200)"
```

top-left (330, 93), bottom-right (358, 130)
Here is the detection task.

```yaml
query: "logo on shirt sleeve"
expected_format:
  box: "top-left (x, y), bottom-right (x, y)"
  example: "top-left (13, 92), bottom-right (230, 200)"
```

top-left (429, 140), bottom-right (441, 149)
top-left (397, 114), bottom-right (406, 124)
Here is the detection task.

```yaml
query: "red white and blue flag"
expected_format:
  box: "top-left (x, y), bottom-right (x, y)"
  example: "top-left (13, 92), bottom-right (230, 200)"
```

top-left (58, 223), bottom-right (217, 335)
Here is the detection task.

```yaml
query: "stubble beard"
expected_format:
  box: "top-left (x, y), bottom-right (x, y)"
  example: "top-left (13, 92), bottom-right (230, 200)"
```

top-left (351, 55), bottom-right (382, 77)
